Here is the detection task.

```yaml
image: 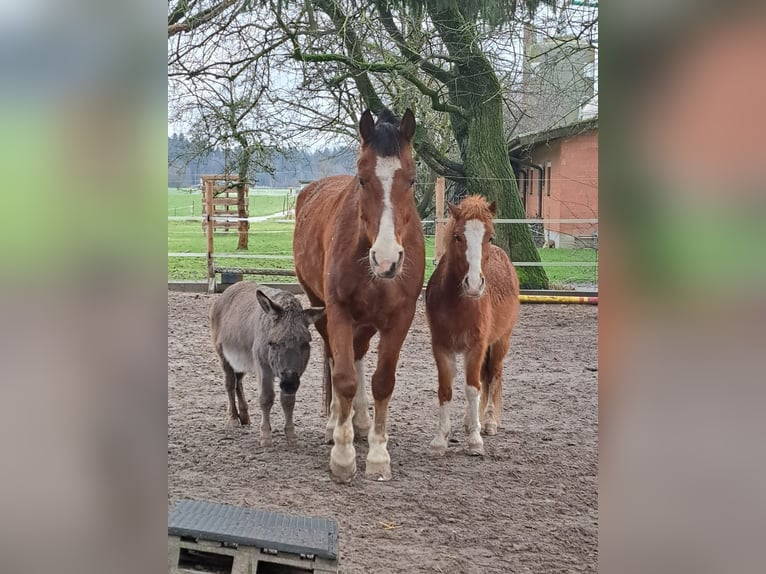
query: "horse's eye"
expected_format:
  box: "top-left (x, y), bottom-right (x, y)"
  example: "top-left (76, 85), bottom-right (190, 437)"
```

top-left (453, 234), bottom-right (461, 242)
top-left (489, 235), bottom-right (494, 243)
top-left (410, 179), bottom-right (416, 187)
top-left (359, 178), bottom-right (365, 187)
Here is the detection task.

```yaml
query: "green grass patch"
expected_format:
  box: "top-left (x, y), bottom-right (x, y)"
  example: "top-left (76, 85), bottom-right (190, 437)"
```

top-left (167, 188), bottom-right (293, 218)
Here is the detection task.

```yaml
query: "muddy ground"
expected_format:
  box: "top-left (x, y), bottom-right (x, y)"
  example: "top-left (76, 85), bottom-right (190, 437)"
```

top-left (168, 291), bottom-right (598, 573)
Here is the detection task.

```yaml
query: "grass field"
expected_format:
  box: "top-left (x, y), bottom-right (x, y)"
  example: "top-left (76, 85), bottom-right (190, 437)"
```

top-left (167, 190), bottom-right (597, 286)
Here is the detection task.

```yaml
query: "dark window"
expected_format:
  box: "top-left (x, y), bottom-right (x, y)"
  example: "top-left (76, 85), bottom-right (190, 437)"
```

top-left (546, 162), bottom-right (552, 196)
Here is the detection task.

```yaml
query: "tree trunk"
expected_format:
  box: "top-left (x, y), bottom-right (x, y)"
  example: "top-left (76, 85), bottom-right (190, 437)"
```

top-left (427, 1), bottom-right (548, 289)
top-left (236, 152), bottom-right (250, 251)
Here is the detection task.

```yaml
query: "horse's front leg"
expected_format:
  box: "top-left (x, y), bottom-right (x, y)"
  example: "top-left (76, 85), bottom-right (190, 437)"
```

top-left (327, 309), bottom-right (357, 483)
top-left (366, 321), bottom-right (410, 481)
top-left (464, 344), bottom-right (487, 456)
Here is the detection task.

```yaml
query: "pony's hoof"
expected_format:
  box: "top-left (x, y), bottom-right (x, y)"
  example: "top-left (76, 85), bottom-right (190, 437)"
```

top-left (238, 413), bottom-right (251, 426)
top-left (286, 434), bottom-right (297, 446)
top-left (329, 461), bottom-right (356, 484)
top-left (483, 422), bottom-right (498, 436)
top-left (324, 428), bottom-right (335, 444)
top-left (365, 460), bottom-right (392, 481)
top-left (259, 436), bottom-right (273, 448)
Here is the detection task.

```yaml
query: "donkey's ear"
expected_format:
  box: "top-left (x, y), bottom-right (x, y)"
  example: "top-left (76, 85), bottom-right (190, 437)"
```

top-left (256, 289), bottom-right (283, 317)
top-left (304, 307), bottom-right (325, 325)
top-left (399, 108), bottom-right (416, 141)
top-left (488, 200), bottom-right (497, 216)
top-left (359, 110), bottom-right (375, 143)
top-left (446, 202), bottom-right (460, 219)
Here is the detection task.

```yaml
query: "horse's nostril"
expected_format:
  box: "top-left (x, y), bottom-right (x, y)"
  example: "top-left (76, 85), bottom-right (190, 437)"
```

top-left (397, 250), bottom-right (404, 265)
top-left (371, 251), bottom-right (379, 266)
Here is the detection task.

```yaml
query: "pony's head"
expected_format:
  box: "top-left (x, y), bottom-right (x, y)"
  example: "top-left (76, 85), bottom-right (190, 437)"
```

top-left (445, 195), bottom-right (497, 298)
top-left (356, 108), bottom-right (417, 279)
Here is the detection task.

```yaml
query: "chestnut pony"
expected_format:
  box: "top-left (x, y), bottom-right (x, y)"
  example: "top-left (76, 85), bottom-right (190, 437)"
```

top-left (293, 109), bottom-right (425, 483)
top-left (425, 195), bottom-right (520, 456)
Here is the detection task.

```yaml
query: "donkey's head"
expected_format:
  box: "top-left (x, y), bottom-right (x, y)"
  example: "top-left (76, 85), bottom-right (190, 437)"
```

top-left (356, 108), bottom-right (417, 279)
top-left (256, 289), bottom-right (324, 395)
top-left (446, 196), bottom-right (497, 299)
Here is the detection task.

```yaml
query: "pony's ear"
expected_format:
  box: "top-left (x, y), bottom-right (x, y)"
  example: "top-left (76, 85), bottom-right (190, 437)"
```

top-left (399, 109), bottom-right (416, 141)
top-left (488, 200), bottom-right (497, 216)
top-left (359, 110), bottom-right (375, 143)
top-left (256, 289), bottom-right (283, 317)
top-left (446, 202), bottom-right (460, 219)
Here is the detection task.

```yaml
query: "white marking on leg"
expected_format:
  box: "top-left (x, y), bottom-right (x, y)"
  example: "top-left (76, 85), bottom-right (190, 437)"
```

top-left (330, 413), bottom-right (356, 483)
top-left (366, 398), bottom-right (392, 480)
top-left (352, 360), bottom-right (371, 434)
top-left (430, 401), bottom-right (452, 455)
top-left (464, 219), bottom-right (486, 295)
top-left (465, 385), bottom-right (484, 455)
top-left (369, 157), bottom-right (403, 275)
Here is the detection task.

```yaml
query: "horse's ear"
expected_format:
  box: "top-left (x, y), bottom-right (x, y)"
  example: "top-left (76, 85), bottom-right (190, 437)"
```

top-left (399, 109), bottom-right (416, 141)
top-left (359, 110), bottom-right (375, 143)
top-left (446, 202), bottom-right (460, 219)
top-left (488, 200), bottom-right (497, 216)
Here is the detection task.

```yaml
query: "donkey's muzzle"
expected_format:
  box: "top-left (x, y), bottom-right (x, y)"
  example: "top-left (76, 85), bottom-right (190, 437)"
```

top-left (279, 372), bottom-right (300, 395)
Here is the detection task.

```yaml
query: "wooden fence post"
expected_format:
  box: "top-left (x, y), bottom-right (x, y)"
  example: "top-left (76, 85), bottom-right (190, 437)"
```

top-left (434, 177), bottom-right (446, 265)
top-left (205, 178), bottom-right (216, 294)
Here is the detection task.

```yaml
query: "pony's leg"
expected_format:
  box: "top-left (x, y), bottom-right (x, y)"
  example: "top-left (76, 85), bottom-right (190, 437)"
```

top-left (281, 391), bottom-right (297, 445)
top-left (219, 352), bottom-right (240, 427)
top-left (234, 372), bottom-right (250, 426)
top-left (464, 344), bottom-right (488, 455)
top-left (257, 363), bottom-right (275, 447)
top-left (328, 311), bottom-right (357, 483)
top-left (366, 322), bottom-right (409, 481)
top-left (484, 336), bottom-right (511, 435)
top-left (430, 347), bottom-right (456, 456)
top-left (352, 325), bottom-right (376, 437)
top-left (479, 349), bottom-right (491, 432)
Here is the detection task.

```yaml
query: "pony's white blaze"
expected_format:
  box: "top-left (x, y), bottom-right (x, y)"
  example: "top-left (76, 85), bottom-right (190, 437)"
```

top-left (464, 219), bottom-right (486, 293)
top-left (369, 156), bottom-right (403, 276)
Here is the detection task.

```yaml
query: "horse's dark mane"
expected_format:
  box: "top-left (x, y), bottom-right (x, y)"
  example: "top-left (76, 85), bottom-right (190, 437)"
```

top-left (369, 109), bottom-right (402, 157)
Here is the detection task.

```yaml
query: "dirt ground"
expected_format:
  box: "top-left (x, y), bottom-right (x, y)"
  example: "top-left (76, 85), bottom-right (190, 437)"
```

top-left (168, 291), bottom-right (598, 573)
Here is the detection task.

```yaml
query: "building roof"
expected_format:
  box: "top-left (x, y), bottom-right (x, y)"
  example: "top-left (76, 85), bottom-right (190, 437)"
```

top-left (508, 117), bottom-right (598, 156)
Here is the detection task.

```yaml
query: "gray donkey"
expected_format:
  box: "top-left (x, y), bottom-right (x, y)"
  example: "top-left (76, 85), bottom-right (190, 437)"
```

top-left (210, 282), bottom-right (324, 446)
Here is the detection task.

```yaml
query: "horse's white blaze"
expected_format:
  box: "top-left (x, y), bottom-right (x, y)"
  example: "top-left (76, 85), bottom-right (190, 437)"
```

top-left (370, 156), bottom-right (403, 273)
top-left (464, 219), bottom-right (486, 292)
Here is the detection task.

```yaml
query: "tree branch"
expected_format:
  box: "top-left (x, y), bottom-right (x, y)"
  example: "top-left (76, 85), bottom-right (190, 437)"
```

top-left (168, 0), bottom-right (240, 37)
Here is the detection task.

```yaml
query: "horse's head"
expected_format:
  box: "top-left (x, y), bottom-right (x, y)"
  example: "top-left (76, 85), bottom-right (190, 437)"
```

top-left (446, 196), bottom-right (497, 298)
top-left (356, 108), bottom-right (417, 279)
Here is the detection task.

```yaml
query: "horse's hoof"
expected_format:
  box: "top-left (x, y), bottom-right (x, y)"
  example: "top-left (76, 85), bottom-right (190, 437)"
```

top-left (365, 460), bottom-right (392, 481)
top-left (430, 439), bottom-right (447, 457)
top-left (467, 433), bottom-right (484, 456)
top-left (329, 461), bottom-right (356, 484)
top-left (226, 417), bottom-right (241, 428)
top-left (286, 434), bottom-right (297, 447)
top-left (260, 436), bottom-right (273, 447)
top-left (483, 422), bottom-right (498, 436)
top-left (324, 428), bottom-right (335, 444)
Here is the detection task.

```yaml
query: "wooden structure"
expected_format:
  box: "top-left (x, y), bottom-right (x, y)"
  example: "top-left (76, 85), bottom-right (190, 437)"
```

top-left (168, 499), bottom-right (339, 574)
top-left (200, 175), bottom-right (249, 233)
top-left (433, 177), bottom-right (446, 265)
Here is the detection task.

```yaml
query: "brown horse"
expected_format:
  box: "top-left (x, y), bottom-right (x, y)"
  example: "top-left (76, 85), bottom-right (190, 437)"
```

top-left (292, 109), bottom-right (425, 483)
top-left (425, 195), bottom-right (520, 456)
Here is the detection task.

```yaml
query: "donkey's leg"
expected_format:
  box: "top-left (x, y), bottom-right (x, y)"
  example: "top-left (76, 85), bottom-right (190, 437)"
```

top-left (281, 391), bottom-right (297, 445)
top-left (257, 363), bottom-right (275, 447)
top-left (352, 325), bottom-right (376, 437)
top-left (327, 310), bottom-right (357, 483)
top-left (464, 344), bottom-right (488, 455)
top-left (484, 336), bottom-right (511, 435)
top-left (234, 373), bottom-right (250, 426)
top-left (430, 348), bottom-right (457, 456)
top-left (219, 352), bottom-right (240, 427)
top-left (366, 321), bottom-right (409, 481)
